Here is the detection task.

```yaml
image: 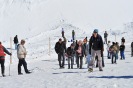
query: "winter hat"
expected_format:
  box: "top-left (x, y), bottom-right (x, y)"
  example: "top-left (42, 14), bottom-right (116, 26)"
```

top-left (93, 29), bottom-right (98, 33)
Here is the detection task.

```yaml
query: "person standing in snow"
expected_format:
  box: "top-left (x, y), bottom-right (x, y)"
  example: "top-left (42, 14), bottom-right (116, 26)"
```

top-left (107, 41), bottom-right (111, 59)
top-left (88, 29), bottom-right (104, 72)
top-left (66, 43), bottom-right (75, 69)
top-left (85, 40), bottom-right (91, 68)
top-left (55, 38), bottom-right (66, 69)
top-left (14, 35), bottom-right (19, 50)
top-left (75, 40), bottom-right (86, 69)
top-left (131, 41), bottom-right (133, 57)
top-left (61, 28), bottom-right (64, 37)
top-left (0, 41), bottom-right (12, 77)
top-left (17, 39), bottom-right (31, 75)
top-left (115, 42), bottom-right (120, 60)
top-left (120, 42), bottom-right (125, 60)
top-left (109, 42), bottom-right (117, 64)
top-left (72, 30), bottom-right (75, 41)
top-left (104, 31), bottom-right (108, 44)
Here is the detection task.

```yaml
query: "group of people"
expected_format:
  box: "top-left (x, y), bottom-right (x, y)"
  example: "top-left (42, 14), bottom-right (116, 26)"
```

top-left (0, 36), bottom-right (31, 77)
top-left (107, 40), bottom-right (125, 64)
top-left (55, 29), bottom-right (104, 72)
top-left (55, 29), bottom-right (133, 72)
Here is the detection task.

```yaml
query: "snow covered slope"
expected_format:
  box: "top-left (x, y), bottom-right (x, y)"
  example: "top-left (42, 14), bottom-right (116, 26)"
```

top-left (0, 0), bottom-right (133, 88)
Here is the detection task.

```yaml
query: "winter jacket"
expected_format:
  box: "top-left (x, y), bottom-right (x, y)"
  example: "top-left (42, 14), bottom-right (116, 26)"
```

top-left (14, 36), bottom-right (18, 44)
top-left (116, 44), bottom-right (120, 53)
top-left (121, 38), bottom-right (125, 43)
top-left (104, 33), bottom-right (108, 38)
top-left (120, 45), bottom-right (125, 52)
top-left (66, 47), bottom-right (75, 57)
top-left (110, 45), bottom-right (118, 54)
top-left (75, 45), bottom-right (86, 57)
top-left (55, 42), bottom-right (66, 54)
top-left (17, 44), bottom-right (27, 59)
top-left (0, 44), bottom-right (11, 59)
top-left (131, 42), bottom-right (133, 49)
top-left (89, 34), bottom-right (103, 51)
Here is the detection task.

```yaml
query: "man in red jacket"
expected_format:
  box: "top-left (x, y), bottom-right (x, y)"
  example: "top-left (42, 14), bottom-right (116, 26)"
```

top-left (0, 41), bottom-right (12, 77)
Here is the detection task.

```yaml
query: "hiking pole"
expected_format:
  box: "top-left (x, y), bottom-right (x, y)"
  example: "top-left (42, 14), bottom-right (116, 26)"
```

top-left (9, 37), bottom-right (12, 76)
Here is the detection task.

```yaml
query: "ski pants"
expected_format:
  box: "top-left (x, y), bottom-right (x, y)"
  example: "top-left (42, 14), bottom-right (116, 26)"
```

top-left (68, 56), bottom-right (74, 68)
top-left (96, 56), bottom-right (105, 67)
top-left (58, 53), bottom-right (65, 68)
top-left (120, 51), bottom-right (125, 60)
top-left (18, 59), bottom-right (29, 73)
top-left (89, 49), bottom-right (102, 70)
top-left (0, 57), bottom-right (5, 75)
top-left (86, 54), bottom-right (91, 68)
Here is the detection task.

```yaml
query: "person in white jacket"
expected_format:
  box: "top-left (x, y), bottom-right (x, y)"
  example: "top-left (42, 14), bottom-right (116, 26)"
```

top-left (17, 39), bottom-right (31, 75)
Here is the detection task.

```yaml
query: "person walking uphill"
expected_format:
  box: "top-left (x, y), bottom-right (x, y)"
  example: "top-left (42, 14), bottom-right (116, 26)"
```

top-left (88, 29), bottom-right (104, 72)
top-left (66, 43), bottom-right (75, 69)
top-left (55, 38), bottom-right (66, 69)
top-left (14, 35), bottom-right (19, 50)
top-left (0, 41), bottom-right (12, 77)
top-left (17, 39), bottom-right (31, 75)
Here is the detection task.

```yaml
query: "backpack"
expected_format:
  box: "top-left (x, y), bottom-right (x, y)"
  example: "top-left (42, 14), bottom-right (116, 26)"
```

top-left (0, 45), bottom-right (6, 56)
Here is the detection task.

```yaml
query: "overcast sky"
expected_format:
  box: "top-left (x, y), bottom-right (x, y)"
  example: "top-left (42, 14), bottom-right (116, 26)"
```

top-left (60, 0), bottom-right (133, 30)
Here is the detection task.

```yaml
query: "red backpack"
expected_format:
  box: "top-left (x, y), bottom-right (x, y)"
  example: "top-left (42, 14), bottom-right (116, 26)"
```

top-left (0, 44), bottom-right (6, 56)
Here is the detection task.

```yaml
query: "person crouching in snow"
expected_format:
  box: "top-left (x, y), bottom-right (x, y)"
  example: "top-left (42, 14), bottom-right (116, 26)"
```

top-left (0, 41), bottom-right (12, 77)
top-left (17, 39), bottom-right (31, 75)
top-left (66, 43), bottom-right (75, 69)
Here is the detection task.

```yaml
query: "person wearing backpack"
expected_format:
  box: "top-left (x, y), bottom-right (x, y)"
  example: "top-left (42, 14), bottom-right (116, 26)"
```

top-left (88, 29), bottom-right (104, 72)
top-left (0, 41), bottom-right (12, 77)
top-left (17, 39), bottom-right (31, 75)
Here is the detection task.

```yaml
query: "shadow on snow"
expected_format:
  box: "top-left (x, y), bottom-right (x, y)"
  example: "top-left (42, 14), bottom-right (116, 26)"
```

top-left (88, 76), bottom-right (133, 79)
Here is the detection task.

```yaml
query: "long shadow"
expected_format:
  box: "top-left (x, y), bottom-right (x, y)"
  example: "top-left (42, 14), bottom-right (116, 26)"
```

top-left (88, 76), bottom-right (133, 79)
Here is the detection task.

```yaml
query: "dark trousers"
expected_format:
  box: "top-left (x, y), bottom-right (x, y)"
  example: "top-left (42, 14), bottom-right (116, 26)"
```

top-left (18, 59), bottom-right (29, 73)
top-left (58, 53), bottom-right (65, 68)
top-left (120, 51), bottom-right (125, 59)
top-left (107, 51), bottom-right (111, 59)
top-left (112, 54), bottom-right (117, 63)
top-left (77, 56), bottom-right (83, 69)
top-left (0, 59), bottom-right (5, 75)
top-left (96, 56), bottom-right (105, 67)
top-left (131, 48), bottom-right (133, 56)
top-left (68, 56), bottom-right (74, 69)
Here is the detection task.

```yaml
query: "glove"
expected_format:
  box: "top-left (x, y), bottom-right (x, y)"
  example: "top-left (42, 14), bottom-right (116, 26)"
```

top-left (89, 49), bottom-right (91, 55)
top-left (10, 53), bottom-right (12, 56)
